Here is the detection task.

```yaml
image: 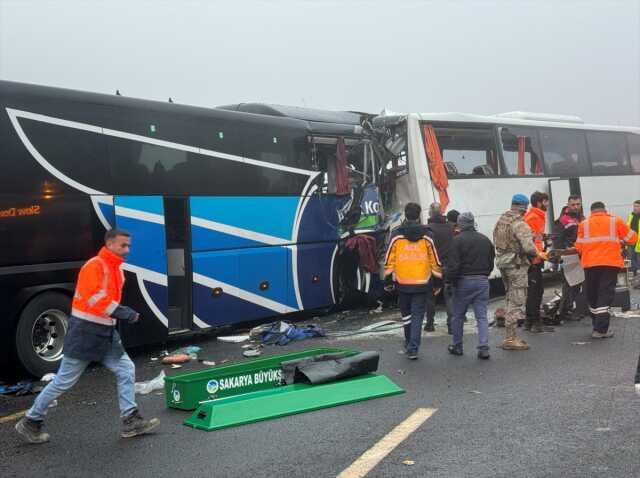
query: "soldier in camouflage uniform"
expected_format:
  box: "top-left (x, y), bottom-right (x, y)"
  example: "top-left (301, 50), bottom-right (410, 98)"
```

top-left (493, 194), bottom-right (545, 350)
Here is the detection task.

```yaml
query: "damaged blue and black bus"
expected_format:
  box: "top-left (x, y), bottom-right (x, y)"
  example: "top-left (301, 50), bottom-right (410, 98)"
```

top-left (0, 81), bottom-right (390, 376)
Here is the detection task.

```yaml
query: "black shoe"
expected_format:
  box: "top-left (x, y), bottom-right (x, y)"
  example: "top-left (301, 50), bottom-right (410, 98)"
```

top-left (530, 323), bottom-right (554, 333)
top-left (121, 409), bottom-right (160, 438)
top-left (424, 323), bottom-right (435, 332)
top-left (477, 349), bottom-right (490, 360)
top-left (407, 352), bottom-right (418, 360)
top-left (447, 345), bottom-right (463, 356)
top-left (15, 417), bottom-right (50, 444)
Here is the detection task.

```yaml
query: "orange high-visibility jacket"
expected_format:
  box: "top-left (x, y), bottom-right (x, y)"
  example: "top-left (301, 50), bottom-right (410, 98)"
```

top-left (71, 247), bottom-right (125, 326)
top-left (524, 207), bottom-right (546, 264)
top-left (575, 211), bottom-right (638, 268)
top-left (384, 234), bottom-right (442, 286)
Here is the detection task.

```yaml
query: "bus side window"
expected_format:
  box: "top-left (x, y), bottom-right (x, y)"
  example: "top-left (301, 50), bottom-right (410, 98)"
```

top-left (433, 127), bottom-right (500, 176)
top-left (499, 127), bottom-right (544, 176)
top-left (586, 132), bottom-right (630, 175)
top-left (626, 133), bottom-right (640, 173)
top-left (539, 129), bottom-right (590, 177)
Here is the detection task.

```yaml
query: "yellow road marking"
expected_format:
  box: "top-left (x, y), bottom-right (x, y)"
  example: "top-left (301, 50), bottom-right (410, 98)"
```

top-left (337, 407), bottom-right (437, 478)
top-left (0, 410), bottom-right (27, 424)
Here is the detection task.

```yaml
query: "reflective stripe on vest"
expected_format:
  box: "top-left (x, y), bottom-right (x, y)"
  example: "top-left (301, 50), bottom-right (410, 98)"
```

top-left (72, 256), bottom-right (118, 326)
top-left (71, 308), bottom-right (116, 326)
top-left (576, 216), bottom-right (618, 244)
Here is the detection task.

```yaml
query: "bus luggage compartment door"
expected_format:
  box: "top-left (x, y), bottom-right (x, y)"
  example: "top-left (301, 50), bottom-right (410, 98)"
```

top-left (191, 246), bottom-right (295, 327)
top-left (113, 196), bottom-right (170, 345)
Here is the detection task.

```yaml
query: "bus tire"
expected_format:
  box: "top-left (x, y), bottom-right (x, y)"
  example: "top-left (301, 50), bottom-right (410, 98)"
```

top-left (15, 292), bottom-right (70, 377)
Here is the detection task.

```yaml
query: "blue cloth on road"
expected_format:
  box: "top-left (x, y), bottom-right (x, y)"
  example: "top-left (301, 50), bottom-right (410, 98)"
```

top-left (260, 321), bottom-right (326, 346)
top-left (452, 276), bottom-right (490, 350)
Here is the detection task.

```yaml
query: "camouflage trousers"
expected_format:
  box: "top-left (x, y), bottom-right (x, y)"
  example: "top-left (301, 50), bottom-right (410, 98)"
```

top-left (499, 267), bottom-right (528, 326)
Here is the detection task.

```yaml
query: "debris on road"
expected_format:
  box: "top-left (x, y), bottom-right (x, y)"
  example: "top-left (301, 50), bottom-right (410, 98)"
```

top-left (218, 334), bottom-right (250, 343)
top-left (201, 360), bottom-right (216, 366)
top-left (250, 321), bottom-right (326, 345)
top-left (135, 370), bottom-right (166, 395)
top-left (171, 364), bottom-right (183, 369)
top-left (243, 348), bottom-right (262, 358)
top-left (469, 390), bottom-right (483, 394)
top-left (402, 460), bottom-right (416, 466)
top-left (571, 341), bottom-right (591, 346)
top-left (0, 381), bottom-right (35, 396)
top-left (162, 353), bottom-right (190, 364)
top-left (397, 369), bottom-right (406, 375)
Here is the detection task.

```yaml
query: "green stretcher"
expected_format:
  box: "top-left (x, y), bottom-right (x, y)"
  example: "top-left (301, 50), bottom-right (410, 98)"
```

top-left (165, 347), bottom-right (358, 410)
top-left (184, 373), bottom-right (404, 431)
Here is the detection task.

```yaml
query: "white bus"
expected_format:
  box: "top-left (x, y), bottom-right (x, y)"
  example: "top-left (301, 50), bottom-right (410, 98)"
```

top-left (374, 111), bottom-right (640, 270)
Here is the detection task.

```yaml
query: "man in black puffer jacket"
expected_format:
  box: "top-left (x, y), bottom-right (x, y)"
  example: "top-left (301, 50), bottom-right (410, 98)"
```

top-left (446, 212), bottom-right (495, 359)
top-left (424, 203), bottom-right (455, 332)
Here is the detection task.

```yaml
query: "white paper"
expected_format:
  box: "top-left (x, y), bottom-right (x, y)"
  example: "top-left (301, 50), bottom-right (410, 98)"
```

top-left (562, 254), bottom-right (585, 286)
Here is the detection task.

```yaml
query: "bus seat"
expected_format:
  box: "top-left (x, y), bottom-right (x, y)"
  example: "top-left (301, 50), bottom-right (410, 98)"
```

top-left (472, 164), bottom-right (495, 176)
top-left (444, 162), bottom-right (458, 175)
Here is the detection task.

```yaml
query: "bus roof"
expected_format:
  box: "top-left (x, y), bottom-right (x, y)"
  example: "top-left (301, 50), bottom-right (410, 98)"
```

top-left (218, 103), bottom-right (365, 136)
top-left (375, 111), bottom-right (640, 134)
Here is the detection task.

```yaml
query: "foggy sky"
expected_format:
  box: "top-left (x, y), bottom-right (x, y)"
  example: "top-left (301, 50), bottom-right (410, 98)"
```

top-left (1, 0), bottom-right (638, 125)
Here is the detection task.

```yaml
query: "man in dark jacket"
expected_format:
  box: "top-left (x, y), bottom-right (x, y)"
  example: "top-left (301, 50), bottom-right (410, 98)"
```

top-left (446, 212), bottom-right (495, 359)
top-left (424, 203), bottom-right (455, 332)
top-left (16, 229), bottom-right (160, 444)
top-left (558, 195), bottom-right (585, 321)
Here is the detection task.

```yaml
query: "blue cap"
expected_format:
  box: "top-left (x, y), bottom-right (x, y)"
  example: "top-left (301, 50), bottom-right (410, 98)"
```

top-left (511, 194), bottom-right (529, 206)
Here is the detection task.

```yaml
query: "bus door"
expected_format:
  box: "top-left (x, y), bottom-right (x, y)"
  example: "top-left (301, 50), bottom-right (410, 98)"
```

top-left (113, 196), bottom-right (191, 340)
top-left (548, 178), bottom-right (581, 221)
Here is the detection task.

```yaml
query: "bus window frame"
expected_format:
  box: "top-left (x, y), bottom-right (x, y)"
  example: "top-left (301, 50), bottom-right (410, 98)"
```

top-left (627, 133), bottom-right (640, 174)
top-left (537, 126), bottom-right (592, 178)
top-left (425, 122), bottom-right (507, 179)
top-left (584, 130), bottom-right (632, 176)
top-left (495, 125), bottom-right (547, 177)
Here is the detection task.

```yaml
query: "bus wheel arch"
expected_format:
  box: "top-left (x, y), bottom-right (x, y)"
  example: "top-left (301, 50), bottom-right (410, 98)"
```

top-left (15, 290), bottom-right (72, 377)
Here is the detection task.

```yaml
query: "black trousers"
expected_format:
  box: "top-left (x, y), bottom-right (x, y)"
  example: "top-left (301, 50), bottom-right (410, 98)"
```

top-left (584, 266), bottom-right (619, 333)
top-left (558, 273), bottom-right (581, 318)
top-left (525, 263), bottom-right (544, 321)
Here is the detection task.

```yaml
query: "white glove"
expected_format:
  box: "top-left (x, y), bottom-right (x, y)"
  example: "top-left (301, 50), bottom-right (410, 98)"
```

top-left (635, 383), bottom-right (640, 396)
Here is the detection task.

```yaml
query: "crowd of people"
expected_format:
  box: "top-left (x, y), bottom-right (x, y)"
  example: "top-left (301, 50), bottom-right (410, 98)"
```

top-left (384, 194), bottom-right (640, 361)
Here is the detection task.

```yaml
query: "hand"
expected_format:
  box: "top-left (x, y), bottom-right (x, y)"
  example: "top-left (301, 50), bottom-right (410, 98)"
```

top-left (537, 251), bottom-right (550, 261)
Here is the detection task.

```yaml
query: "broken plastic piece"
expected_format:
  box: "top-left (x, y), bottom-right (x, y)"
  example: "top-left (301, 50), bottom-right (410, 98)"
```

top-left (162, 353), bottom-right (190, 364)
top-left (135, 370), bottom-right (166, 395)
top-left (218, 335), bottom-right (250, 343)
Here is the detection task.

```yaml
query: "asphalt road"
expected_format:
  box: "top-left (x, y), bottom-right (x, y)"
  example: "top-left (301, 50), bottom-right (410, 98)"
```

top-left (2, 305), bottom-right (640, 477)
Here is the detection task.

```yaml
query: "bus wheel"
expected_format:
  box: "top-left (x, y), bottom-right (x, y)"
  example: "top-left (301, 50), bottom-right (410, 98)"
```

top-left (16, 292), bottom-right (70, 377)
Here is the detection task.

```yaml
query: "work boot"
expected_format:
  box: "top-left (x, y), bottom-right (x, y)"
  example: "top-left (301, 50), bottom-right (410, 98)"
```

top-left (591, 330), bottom-right (614, 339)
top-left (15, 417), bottom-right (50, 444)
top-left (423, 319), bottom-right (435, 332)
top-left (500, 324), bottom-right (530, 350)
top-left (477, 348), bottom-right (490, 360)
top-left (447, 344), bottom-right (463, 356)
top-left (121, 409), bottom-right (160, 438)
